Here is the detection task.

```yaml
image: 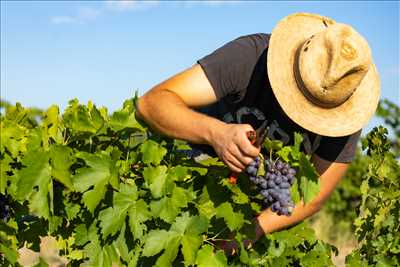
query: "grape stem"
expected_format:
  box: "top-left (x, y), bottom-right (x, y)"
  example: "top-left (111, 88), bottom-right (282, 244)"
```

top-left (205, 227), bottom-right (229, 241)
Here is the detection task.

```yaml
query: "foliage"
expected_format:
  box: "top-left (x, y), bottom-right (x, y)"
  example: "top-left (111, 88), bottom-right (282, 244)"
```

top-left (315, 99), bottom-right (400, 265)
top-left (376, 99), bottom-right (400, 156)
top-left (323, 99), bottom-right (399, 232)
top-left (0, 97), bottom-right (336, 266)
top-left (345, 126), bottom-right (400, 266)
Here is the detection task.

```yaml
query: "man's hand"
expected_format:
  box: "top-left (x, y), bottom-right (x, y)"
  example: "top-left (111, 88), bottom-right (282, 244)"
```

top-left (253, 155), bottom-right (349, 238)
top-left (210, 123), bottom-right (260, 173)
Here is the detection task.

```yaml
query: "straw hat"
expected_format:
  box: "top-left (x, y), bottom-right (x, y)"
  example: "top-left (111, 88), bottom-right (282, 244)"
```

top-left (267, 13), bottom-right (380, 137)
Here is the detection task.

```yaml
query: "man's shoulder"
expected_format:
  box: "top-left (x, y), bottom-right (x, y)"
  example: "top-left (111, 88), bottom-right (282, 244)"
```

top-left (235, 33), bottom-right (270, 40)
top-left (234, 33), bottom-right (271, 45)
top-left (230, 33), bottom-right (271, 56)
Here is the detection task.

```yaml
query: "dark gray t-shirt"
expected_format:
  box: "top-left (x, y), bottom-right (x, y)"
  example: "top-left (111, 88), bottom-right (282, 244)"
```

top-left (195, 33), bottom-right (360, 163)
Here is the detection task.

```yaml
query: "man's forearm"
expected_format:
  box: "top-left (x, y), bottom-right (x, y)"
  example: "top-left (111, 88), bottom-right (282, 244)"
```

top-left (137, 89), bottom-right (225, 145)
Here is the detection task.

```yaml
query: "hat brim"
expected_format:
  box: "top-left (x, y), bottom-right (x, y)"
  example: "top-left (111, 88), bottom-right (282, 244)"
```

top-left (267, 13), bottom-right (380, 137)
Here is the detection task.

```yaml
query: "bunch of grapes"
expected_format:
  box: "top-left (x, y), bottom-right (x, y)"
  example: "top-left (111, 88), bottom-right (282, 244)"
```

top-left (246, 156), bottom-right (297, 216)
top-left (0, 194), bottom-right (11, 222)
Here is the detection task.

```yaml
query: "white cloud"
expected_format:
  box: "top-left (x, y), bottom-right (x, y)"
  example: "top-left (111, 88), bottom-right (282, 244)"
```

top-left (77, 7), bottom-right (101, 20)
top-left (50, 7), bottom-right (101, 25)
top-left (105, 0), bottom-right (159, 12)
top-left (182, 0), bottom-right (242, 8)
top-left (201, 0), bottom-right (239, 6)
top-left (50, 1), bottom-right (159, 24)
top-left (50, 0), bottom-right (236, 25)
top-left (51, 16), bottom-right (76, 25)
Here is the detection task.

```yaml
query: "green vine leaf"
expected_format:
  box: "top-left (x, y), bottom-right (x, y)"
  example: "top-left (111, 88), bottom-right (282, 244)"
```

top-left (195, 245), bottom-right (227, 267)
top-left (49, 145), bottom-right (74, 190)
top-left (73, 151), bottom-right (119, 213)
top-left (143, 166), bottom-right (171, 198)
top-left (140, 140), bottom-right (167, 165)
top-left (216, 202), bottom-right (245, 231)
top-left (150, 187), bottom-right (193, 223)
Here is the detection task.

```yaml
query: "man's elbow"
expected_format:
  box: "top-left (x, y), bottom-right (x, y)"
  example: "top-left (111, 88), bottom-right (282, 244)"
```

top-left (136, 92), bottom-right (158, 122)
top-left (136, 96), bottom-right (147, 120)
top-left (136, 89), bottom-right (174, 120)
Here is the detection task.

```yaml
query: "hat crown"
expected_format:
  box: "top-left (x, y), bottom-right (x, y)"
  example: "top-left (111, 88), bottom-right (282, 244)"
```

top-left (267, 13), bottom-right (380, 136)
top-left (296, 23), bottom-right (372, 108)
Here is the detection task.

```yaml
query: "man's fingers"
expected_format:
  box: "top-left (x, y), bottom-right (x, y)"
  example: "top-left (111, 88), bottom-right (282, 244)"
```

top-left (239, 142), bottom-right (260, 158)
top-left (230, 145), bottom-right (254, 167)
top-left (226, 161), bottom-right (242, 173)
top-left (238, 124), bottom-right (260, 157)
top-left (214, 123), bottom-right (262, 173)
top-left (227, 156), bottom-right (246, 171)
top-left (225, 152), bottom-right (246, 172)
top-left (237, 136), bottom-right (260, 158)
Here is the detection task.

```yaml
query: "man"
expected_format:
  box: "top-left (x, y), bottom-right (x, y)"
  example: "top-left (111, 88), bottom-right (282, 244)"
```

top-left (136, 13), bottom-right (380, 245)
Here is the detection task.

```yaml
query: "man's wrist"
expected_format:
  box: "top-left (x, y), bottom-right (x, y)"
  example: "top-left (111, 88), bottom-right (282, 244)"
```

top-left (205, 119), bottom-right (226, 146)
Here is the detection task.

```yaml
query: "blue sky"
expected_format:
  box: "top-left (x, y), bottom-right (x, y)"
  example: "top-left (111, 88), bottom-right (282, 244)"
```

top-left (1, 1), bottom-right (399, 132)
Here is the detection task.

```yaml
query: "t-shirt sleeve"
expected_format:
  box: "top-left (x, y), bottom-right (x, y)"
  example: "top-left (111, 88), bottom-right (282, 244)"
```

top-left (314, 130), bottom-right (362, 163)
top-left (197, 33), bottom-right (269, 101)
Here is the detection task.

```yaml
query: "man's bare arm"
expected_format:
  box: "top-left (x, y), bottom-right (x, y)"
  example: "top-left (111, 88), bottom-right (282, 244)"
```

top-left (136, 64), bottom-right (259, 172)
top-left (137, 64), bottom-right (223, 144)
top-left (254, 155), bottom-right (349, 238)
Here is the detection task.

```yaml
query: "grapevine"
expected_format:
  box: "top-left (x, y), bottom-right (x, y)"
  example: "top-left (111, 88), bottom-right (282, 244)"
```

top-left (0, 96), bottom-right (398, 266)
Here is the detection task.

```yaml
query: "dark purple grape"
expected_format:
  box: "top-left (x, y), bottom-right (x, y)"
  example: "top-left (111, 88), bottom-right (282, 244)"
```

top-left (259, 180), bottom-right (268, 189)
top-left (281, 191), bottom-right (291, 199)
top-left (274, 161), bottom-right (280, 169)
top-left (280, 182), bottom-right (290, 189)
top-left (256, 177), bottom-right (264, 184)
top-left (282, 189), bottom-right (291, 195)
top-left (269, 190), bottom-right (278, 198)
top-left (249, 166), bottom-right (258, 176)
top-left (279, 198), bottom-right (289, 206)
top-left (247, 161), bottom-right (257, 169)
top-left (271, 202), bottom-right (281, 212)
top-left (261, 190), bottom-right (269, 197)
top-left (267, 180), bottom-right (276, 188)
top-left (277, 207), bottom-right (289, 216)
